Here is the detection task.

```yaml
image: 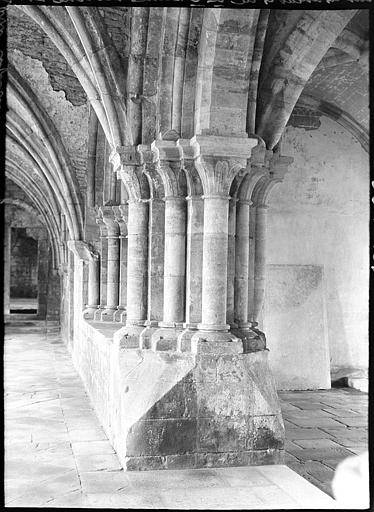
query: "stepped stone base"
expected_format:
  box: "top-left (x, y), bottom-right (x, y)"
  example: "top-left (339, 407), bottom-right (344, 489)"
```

top-left (71, 321), bottom-right (285, 471)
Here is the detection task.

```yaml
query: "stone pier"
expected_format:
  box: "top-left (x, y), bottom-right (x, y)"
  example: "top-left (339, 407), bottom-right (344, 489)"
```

top-left (68, 135), bottom-right (293, 471)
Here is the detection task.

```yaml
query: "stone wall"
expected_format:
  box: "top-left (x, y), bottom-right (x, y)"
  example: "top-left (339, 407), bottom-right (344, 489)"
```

top-left (265, 116), bottom-right (368, 390)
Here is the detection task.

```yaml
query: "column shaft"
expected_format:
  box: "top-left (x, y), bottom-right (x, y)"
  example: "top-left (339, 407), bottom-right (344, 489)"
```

top-left (253, 205), bottom-right (268, 325)
top-left (126, 200), bottom-right (148, 325)
top-left (247, 205), bottom-right (256, 323)
top-left (184, 197), bottom-right (204, 326)
top-left (226, 198), bottom-right (237, 327)
top-left (86, 257), bottom-right (100, 310)
top-left (147, 198), bottom-right (165, 324)
top-left (160, 197), bottom-right (186, 326)
top-left (234, 200), bottom-right (251, 326)
top-left (118, 235), bottom-right (128, 311)
top-left (3, 225), bottom-right (11, 316)
top-left (94, 222), bottom-right (107, 321)
top-left (99, 234), bottom-right (108, 307)
top-left (199, 196), bottom-right (230, 331)
top-left (106, 235), bottom-right (120, 308)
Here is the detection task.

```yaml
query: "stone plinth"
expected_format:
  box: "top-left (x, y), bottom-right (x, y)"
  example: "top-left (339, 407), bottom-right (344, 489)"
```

top-left (106, 330), bottom-right (284, 471)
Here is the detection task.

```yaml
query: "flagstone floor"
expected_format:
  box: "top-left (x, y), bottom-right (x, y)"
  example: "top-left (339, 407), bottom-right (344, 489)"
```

top-left (279, 388), bottom-right (368, 497)
top-left (4, 320), bottom-right (368, 509)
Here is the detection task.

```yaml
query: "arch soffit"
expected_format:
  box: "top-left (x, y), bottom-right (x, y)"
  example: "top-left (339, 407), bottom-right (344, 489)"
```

top-left (18, 5), bottom-right (130, 148)
top-left (295, 94), bottom-right (369, 153)
top-left (255, 9), bottom-right (358, 150)
top-left (7, 66), bottom-right (84, 239)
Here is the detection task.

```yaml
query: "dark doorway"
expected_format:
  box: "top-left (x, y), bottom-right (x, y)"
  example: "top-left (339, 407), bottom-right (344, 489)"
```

top-left (10, 228), bottom-right (38, 315)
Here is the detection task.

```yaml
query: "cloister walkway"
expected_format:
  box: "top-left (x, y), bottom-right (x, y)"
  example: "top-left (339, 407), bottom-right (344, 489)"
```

top-left (4, 320), bottom-right (367, 509)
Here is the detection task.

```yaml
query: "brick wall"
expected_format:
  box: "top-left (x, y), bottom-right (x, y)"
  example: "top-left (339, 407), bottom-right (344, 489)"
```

top-left (8, 7), bottom-right (87, 106)
top-left (288, 106), bottom-right (322, 131)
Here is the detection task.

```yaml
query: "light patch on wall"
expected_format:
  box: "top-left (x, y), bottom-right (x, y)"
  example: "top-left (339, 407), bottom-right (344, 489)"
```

top-left (10, 50), bottom-right (89, 192)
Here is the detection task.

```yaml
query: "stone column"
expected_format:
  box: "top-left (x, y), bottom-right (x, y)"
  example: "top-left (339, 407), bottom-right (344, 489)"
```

top-left (113, 205), bottom-right (128, 323)
top-left (184, 195), bottom-right (204, 327)
top-left (150, 142), bottom-right (187, 351)
top-left (250, 153), bottom-right (293, 330)
top-left (226, 197), bottom-right (238, 328)
top-left (101, 207), bottom-right (120, 322)
top-left (138, 151), bottom-right (166, 348)
top-left (247, 204), bottom-right (257, 324)
top-left (110, 145), bottom-right (150, 348)
top-left (83, 254), bottom-right (100, 320)
top-left (67, 241), bottom-right (97, 323)
top-left (3, 225), bottom-right (11, 316)
top-left (159, 196), bottom-right (186, 327)
top-left (145, 197), bottom-right (165, 324)
top-left (138, 193), bottom-right (165, 347)
top-left (177, 146), bottom-right (204, 352)
top-left (199, 194), bottom-right (231, 331)
top-left (126, 199), bottom-right (148, 326)
top-left (234, 199), bottom-right (251, 328)
top-left (253, 204), bottom-right (268, 328)
top-left (189, 135), bottom-right (257, 343)
top-left (94, 217), bottom-right (108, 321)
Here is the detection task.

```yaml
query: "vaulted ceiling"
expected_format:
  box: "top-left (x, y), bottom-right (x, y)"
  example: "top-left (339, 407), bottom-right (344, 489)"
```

top-left (5, 6), bottom-right (369, 257)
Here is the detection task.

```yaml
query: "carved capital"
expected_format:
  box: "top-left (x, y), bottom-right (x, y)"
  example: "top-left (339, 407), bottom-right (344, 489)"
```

top-left (110, 146), bottom-right (149, 201)
top-left (67, 241), bottom-right (98, 262)
top-left (112, 205), bottom-right (128, 236)
top-left (110, 145), bottom-right (141, 171)
top-left (189, 135), bottom-right (257, 196)
top-left (134, 144), bottom-right (164, 199)
top-left (237, 146), bottom-right (272, 202)
top-left (98, 206), bottom-right (119, 236)
top-left (151, 140), bottom-right (185, 197)
top-left (178, 139), bottom-right (203, 196)
top-left (252, 151), bottom-right (294, 206)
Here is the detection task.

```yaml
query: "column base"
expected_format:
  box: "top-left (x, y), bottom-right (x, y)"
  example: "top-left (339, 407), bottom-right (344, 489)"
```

top-left (93, 307), bottom-right (105, 322)
top-left (83, 306), bottom-right (99, 320)
top-left (113, 322), bottom-right (146, 349)
top-left (191, 330), bottom-right (242, 355)
top-left (101, 307), bottom-right (118, 322)
top-left (231, 326), bottom-right (267, 352)
top-left (151, 326), bottom-right (184, 352)
top-left (139, 323), bottom-right (160, 350)
top-left (197, 323), bottom-right (230, 331)
top-left (113, 307), bottom-right (126, 323)
top-left (177, 325), bottom-right (198, 352)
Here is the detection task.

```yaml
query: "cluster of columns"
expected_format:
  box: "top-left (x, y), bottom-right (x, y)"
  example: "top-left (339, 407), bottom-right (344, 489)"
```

top-left (81, 135), bottom-right (292, 350)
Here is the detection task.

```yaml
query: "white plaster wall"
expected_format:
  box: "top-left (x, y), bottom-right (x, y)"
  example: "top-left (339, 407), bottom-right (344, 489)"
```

top-left (265, 117), bottom-right (368, 387)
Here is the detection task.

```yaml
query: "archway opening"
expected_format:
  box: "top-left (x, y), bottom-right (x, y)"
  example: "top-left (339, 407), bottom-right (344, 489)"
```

top-left (9, 227), bottom-right (38, 315)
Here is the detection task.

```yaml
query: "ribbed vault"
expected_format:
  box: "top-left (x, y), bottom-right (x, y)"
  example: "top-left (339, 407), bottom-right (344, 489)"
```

top-left (13, 6), bottom-right (366, 153)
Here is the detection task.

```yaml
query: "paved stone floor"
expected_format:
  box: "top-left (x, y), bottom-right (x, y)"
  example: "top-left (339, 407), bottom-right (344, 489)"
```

top-left (4, 320), bottom-right (367, 509)
top-left (279, 389), bottom-right (368, 497)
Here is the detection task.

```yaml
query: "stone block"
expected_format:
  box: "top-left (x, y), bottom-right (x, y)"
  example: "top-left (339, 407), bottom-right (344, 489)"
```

top-left (124, 455), bottom-right (166, 471)
top-left (165, 453), bottom-right (197, 470)
top-left (145, 380), bottom-right (190, 420)
top-left (126, 418), bottom-right (197, 457)
top-left (248, 415), bottom-right (285, 451)
top-left (197, 416), bottom-right (248, 453)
